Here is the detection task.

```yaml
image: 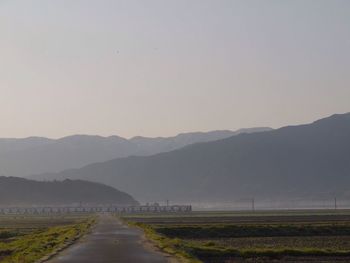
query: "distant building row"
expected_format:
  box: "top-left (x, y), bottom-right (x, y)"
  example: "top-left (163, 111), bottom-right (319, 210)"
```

top-left (0, 205), bottom-right (192, 214)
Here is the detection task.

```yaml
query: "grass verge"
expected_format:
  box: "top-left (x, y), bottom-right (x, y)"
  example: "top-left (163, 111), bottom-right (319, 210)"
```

top-left (128, 221), bottom-right (201, 263)
top-left (0, 218), bottom-right (95, 263)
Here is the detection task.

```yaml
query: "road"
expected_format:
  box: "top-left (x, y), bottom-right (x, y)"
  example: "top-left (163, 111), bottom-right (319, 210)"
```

top-left (47, 214), bottom-right (172, 263)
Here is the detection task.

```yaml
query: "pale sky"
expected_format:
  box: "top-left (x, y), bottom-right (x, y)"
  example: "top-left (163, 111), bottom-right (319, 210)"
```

top-left (0, 0), bottom-right (349, 138)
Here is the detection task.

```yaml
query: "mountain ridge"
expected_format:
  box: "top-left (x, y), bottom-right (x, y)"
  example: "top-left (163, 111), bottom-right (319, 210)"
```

top-left (0, 127), bottom-right (271, 177)
top-left (32, 113), bottom-right (350, 202)
top-left (0, 176), bottom-right (138, 206)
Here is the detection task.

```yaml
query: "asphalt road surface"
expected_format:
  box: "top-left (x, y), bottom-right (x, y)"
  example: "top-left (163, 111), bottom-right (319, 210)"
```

top-left (47, 214), bottom-right (171, 263)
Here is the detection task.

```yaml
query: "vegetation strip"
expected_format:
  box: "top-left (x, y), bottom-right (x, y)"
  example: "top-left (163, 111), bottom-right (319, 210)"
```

top-left (128, 219), bottom-right (350, 263)
top-left (0, 217), bottom-right (95, 263)
top-left (128, 221), bottom-right (201, 263)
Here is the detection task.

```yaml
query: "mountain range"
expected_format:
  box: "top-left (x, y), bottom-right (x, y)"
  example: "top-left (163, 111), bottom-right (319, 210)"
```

top-left (0, 176), bottom-right (138, 206)
top-left (31, 113), bottom-right (350, 203)
top-left (0, 128), bottom-right (271, 177)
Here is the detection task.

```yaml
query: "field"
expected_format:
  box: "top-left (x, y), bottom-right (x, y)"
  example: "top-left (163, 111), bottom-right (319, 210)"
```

top-left (0, 214), bottom-right (94, 263)
top-left (123, 210), bottom-right (350, 263)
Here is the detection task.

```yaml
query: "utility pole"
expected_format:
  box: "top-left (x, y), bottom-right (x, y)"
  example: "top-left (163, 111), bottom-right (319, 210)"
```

top-left (166, 200), bottom-right (169, 207)
top-left (252, 198), bottom-right (255, 212)
top-left (334, 197), bottom-right (337, 210)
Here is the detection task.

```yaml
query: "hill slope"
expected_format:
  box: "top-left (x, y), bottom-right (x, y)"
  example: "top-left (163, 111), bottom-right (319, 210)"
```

top-left (0, 128), bottom-right (271, 177)
top-left (0, 177), bottom-right (138, 206)
top-left (34, 113), bottom-right (350, 202)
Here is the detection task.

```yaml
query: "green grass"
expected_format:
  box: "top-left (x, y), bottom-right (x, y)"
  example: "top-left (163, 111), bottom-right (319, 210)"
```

top-left (0, 215), bottom-right (95, 263)
top-left (189, 235), bottom-right (350, 250)
top-left (128, 221), bottom-right (201, 263)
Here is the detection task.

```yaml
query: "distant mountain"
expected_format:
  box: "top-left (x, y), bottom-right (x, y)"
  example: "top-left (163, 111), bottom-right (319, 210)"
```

top-left (130, 128), bottom-right (271, 155)
top-left (33, 113), bottom-right (350, 202)
top-left (0, 176), bottom-right (138, 206)
top-left (0, 128), bottom-right (271, 177)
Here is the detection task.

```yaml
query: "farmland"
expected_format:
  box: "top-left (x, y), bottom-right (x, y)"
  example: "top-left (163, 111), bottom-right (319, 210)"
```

top-left (123, 210), bottom-right (350, 262)
top-left (0, 214), bottom-right (94, 262)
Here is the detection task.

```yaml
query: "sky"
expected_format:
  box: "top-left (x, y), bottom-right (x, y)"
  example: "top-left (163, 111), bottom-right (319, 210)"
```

top-left (0, 0), bottom-right (349, 139)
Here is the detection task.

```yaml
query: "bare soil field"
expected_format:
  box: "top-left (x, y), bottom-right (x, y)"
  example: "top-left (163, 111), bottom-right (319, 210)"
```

top-left (124, 210), bottom-right (350, 263)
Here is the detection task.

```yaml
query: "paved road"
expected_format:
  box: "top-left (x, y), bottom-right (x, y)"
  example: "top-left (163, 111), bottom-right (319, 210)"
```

top-left (47, 214), bottom-right (171, 263)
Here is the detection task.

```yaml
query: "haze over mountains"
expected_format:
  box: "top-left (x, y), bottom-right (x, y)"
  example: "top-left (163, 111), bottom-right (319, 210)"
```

top-left (32, 113), bottom-right (350, 203)
top-left (0, 177), bottom-right (138, 206)
top-left (0, 128), bottom-right (271, 177)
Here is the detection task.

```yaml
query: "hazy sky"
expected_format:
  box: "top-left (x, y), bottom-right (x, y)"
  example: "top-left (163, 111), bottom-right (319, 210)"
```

top-left (1, 0), bottom-right (349, 138)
